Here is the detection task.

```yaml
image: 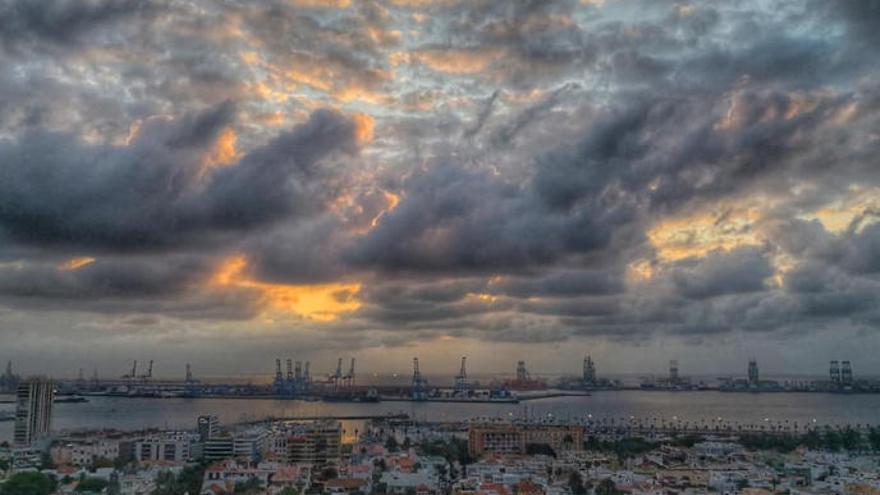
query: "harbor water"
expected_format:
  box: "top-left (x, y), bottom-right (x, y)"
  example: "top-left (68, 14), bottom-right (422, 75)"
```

top-left (3, 390), bottom-right (880, 443)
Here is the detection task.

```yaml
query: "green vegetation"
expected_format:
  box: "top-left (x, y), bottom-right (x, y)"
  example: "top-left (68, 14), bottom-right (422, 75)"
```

top-left (75, 477), bottom-right (109, 493)
top-left (152, 464), bottom-right (206, 495)
top-left (586, 426), bottom-right (879, 457)
top-left (233, 476), bottom-right (263, 494)
top-left (525, 443), bottom-right (556, 458)
top-left (740, 427), bottom-right (867, 453)
top-left (384, 436), bottom-right (399, 452)
top-left (586, 436), bottom-right (658, 462)
top-left (868, 427), bottom-right (880, 451)
top-left (595, 478), bottom-right (623, 495)
top-left (739, 433), bottom-right (803, 452)
top-left (39, 451), bottom-right (55, 470)
top-left (0, 471), bottom-right (57, 495)
top-left (669, 434), bottom-right (702, 448)
top-left (568, 471), bottom-right (587, 495)
top-left (417, 438), bottom-right (474, 466)
top-left (318, 466), bottom-right (338, 480)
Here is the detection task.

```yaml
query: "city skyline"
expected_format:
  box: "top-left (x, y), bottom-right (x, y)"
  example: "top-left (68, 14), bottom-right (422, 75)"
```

top-left (1, 0), bottom-right (880, 376)
top-left (1, 354), bottom-right (876, 382)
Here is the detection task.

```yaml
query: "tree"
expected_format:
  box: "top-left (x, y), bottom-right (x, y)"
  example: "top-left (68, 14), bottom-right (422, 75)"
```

top-left (319, 466), bottom-right (339, 481)
top-left (568, 472), bottom-right (587, 495)
top-left (596, 478), bottom-right (621, 495)
top-left (75, 477), bottom-right (109, 493)
top-left (841, 427), bottom-right (862, 451)
top-left (152, 465), bottom-right (206, 495)
top-left (385, 436), bottom-right (399, 452)
top-left (280, 488), bottom-right (300, 495)
top-left (525, 443), bottom-right (556, 458)
top-left (39, 451), bottom-right (55, 470)
top-left (868, 427), bottom-right (880, 452)
top-left (0, 471), bottom-right (56, 495)
top-left (824, 430), bottom-right (843, 452)
top-left (233, 476), bottom-right (263, 494)
top-left (802, 430), bottom-right (823, 450)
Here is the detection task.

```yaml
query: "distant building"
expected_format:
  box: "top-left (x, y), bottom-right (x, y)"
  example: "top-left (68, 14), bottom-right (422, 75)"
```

top-left (204, 436), bottom-right (235, 462)
top-left (669, 360), bottom-right (679, 383)
top-left (468, 423), bottom-right (584, 457)
top-left (233, 429), bottom-right (268, 461)
top-left (583, 356), bottom-right (596, 385)
top-left (51, 439), bottom-right (120, 467)
top-left (0, 361), bottom-right (21, 393)
top-left (841, 361), bottom-right (853, 385)
top-left (135, 432), bottom-right (200, 464)
top-left (202, 428), bottom-right (268, 462)
top-left (287, 421), bottom-right (342, 466)
top-left (830, 360), bottom-right (841, 384)
top-left (748, 359), bottom-right (759, 386)
top-left (14, 377), bottom-right (54, 447)
top-left (198, 414), bottom-right (219, 442)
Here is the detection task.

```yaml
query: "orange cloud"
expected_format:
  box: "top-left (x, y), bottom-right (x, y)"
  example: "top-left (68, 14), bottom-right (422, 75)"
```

top-left (805, 186), bottom-right (880, 234)
top-left (626, 259), bottom-right (655, 282)
top-left (389, 0), bottom-right (459, 6)
top-left (351, 112), bottom-right (375, 145)
top-left (648, 205), bottom-right (764, 261)
top-left (206, 127), bottom-right (239, 167)
top-left (395, 48), bottom-right (502, 75)
top-left (210, 255), bottom-right (361, 322)
top-left (370, 191), bottom-right (401, 228)
top-left (59, 257), bottom-right (96, 271)
top-left (288, 0), bottom-right (352, 8)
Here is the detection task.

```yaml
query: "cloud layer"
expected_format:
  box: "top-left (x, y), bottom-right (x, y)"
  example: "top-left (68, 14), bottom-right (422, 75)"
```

top-left (1, 0), bottom-right (879, 376)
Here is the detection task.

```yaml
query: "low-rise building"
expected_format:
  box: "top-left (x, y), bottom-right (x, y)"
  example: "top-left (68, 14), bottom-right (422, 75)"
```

top-left (468, 423), bottom-right (584, 457)
top-left (52, 439), bottom-right (120, 467)
top-left (134, 431), bottom-right (200, 464)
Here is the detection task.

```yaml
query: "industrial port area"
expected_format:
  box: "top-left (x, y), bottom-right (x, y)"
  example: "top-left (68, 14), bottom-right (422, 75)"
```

top-left (4, 355), bottom-right (880, 405)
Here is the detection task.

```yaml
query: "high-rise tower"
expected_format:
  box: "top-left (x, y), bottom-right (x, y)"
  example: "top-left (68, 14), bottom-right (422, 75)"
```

top-left (669, 360), bottom-right (679, 384)
top-left (583, 355), bottom-right (596, 385)
top-left (14, 377), bottom-right (54, 447)
top-left (841, 361), bottom-right (853, 385)
top-left (830, 360), bottom-right (841, 384)
top-left (454, 357), bottom-right (469, 393)
top-left (747, 359), bottom-right (759, 386)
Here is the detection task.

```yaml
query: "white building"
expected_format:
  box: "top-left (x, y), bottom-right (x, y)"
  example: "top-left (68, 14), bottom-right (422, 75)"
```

top-left (14, 377), bottom-right (54, 447)
top-left (134, 431), bottom-right (199, 464)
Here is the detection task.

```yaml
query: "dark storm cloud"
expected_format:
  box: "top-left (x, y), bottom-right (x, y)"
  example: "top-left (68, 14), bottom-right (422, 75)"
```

top-left (827, 0), bottom-right (880, 47)
top-left (345, 163), bottom-right (625, 272)
top-left (492, 269), bottom-right (624, 298)
top-left (0, 105), bottom-right (360, 250)
top-left (0, 255), bottom-right (260, 320)
top-left (246, 216), bottom-right (349, 284)
top-left (672, 247), bottom-right (774, 299)
top-left (531, 89), bottom-right (862, 216)
top-left (0, 0), bottom-right (154, 54)
top-left (0, 257), bottom-right (209, 299)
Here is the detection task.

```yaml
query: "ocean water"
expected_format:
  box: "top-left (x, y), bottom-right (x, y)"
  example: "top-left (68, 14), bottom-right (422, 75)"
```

top-left (3, 390), bottom-right (880, 443)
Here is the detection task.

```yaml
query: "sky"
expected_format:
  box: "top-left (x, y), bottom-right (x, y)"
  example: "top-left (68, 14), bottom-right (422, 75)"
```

top-left (1, 0), bottom-right (879, 379)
